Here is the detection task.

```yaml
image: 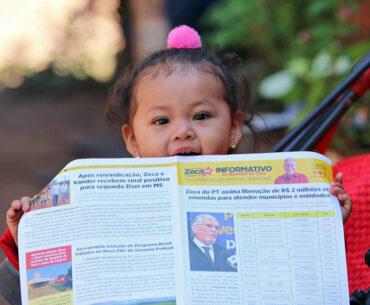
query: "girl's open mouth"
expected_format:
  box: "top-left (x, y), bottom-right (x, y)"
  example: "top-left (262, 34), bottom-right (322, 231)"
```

top-left (175, 151), bottom-right (200, 156)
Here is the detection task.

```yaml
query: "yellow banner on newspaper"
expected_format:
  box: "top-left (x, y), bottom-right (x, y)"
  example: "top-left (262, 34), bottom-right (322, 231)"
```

top-left (237, 211), bottom-right (334, 219)
top-left (178, 158), bottom-right (332, 186)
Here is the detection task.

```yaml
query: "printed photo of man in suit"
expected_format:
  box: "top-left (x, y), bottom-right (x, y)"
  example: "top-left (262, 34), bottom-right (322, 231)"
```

top-left (188, 213), bottom-right (237, 272)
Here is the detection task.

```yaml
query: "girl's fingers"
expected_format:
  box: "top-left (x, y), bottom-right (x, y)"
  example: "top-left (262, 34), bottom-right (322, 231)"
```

top-left (10, 200), bottom-right (22, 210)
top-left (329, 186), bottom-right (344, 196)
top-left (330, 173), bottom-right (344, 190)
top-left (330, 173), bottom-right (352, 224)
top-left (8, 196), bottom-right (32, 220)
top-left (335, 172), bottom-right (343, 184)
top-left (7, 196), bottom-right (33, 247)
top-left (7, 208), bottom-right (16, 219)
top-left (8, 200), bottom-right (24, 219)
top-left (339, 194), bottom-right (352, 208)
top-left (20, 196), bottom-right (31, 212)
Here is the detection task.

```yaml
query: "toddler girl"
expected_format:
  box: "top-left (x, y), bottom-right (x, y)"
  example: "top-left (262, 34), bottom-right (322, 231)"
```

top-left (2, 25), bottom-right (352, 270)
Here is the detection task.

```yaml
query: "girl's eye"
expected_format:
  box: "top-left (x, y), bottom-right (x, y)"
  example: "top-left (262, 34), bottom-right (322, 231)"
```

top-left (193, 112), bottom-right (210, 120)
top-left (154, 118), bottom-right (169, 125)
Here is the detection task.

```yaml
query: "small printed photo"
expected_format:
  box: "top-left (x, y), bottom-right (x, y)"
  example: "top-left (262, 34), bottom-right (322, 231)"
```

top-left (27, 262), bottom-right (72, 302)
top-left (29, 178), bottom-right (71, 210)
top-left (274, 157), bottom-right (309, 184)
top-left (187, 212), bottom-right (237, 272)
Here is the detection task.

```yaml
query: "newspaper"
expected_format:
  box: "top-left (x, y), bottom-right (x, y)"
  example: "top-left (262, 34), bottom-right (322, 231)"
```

top-left (18, 151), bottom-right (349, 305)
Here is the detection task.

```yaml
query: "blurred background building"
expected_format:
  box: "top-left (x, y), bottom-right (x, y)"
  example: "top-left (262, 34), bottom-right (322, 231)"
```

top-left (0, 0), bottom-right (369, 262)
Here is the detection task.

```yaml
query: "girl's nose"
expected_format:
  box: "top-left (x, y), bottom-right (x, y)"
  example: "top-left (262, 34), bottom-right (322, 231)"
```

top-left (172, 120), bottom-right (195, 140)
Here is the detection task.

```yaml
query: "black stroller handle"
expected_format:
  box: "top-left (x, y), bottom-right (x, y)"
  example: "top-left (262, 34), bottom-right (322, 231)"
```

top-left (271, 51), bottom-right (370, 152)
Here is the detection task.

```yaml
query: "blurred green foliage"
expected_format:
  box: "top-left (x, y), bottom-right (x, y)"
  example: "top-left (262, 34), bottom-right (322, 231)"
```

top-left (202, 0), bottom-right (370, 152)
top-left (202, 0), bottom-right (369, 119)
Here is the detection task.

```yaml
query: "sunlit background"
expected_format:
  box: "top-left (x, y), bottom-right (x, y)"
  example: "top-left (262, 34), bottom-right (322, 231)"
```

top-left (0, 0), bottom-right (124, 88)
top-left (0, 0), bottom-right (369, 262)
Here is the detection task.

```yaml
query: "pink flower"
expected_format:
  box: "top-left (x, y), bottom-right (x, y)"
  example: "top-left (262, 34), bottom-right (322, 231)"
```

top-left (340, 6), bottom-right (352, 20)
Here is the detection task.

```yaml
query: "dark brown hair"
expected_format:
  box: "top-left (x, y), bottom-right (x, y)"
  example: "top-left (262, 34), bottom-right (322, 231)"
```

top-left (105, 48), bottom-right (254, 132)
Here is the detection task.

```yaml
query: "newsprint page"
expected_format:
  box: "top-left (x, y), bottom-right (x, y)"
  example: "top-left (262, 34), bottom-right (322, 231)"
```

top-left (18, 152), bottom-right (349, 305)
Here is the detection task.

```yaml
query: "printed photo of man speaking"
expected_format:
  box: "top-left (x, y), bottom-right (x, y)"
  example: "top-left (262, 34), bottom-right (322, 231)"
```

top-left (187, 212), bottom-right (237, 272)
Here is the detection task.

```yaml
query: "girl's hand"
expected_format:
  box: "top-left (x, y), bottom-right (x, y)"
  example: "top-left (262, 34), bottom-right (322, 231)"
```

top-left (6, 196), bottom-right (32, 246)
top-left (329, 173), bottom-right (352, 223)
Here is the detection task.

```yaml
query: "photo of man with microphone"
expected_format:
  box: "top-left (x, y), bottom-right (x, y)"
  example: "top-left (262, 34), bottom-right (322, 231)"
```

top-left (188, 213), bottom-right (237, 272)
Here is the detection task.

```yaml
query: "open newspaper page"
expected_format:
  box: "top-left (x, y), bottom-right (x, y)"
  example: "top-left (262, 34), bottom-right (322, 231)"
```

top-left (17, 152), bottom-right (349, 305)
top-left (18, 157), bottom-right (183, 305)
top-left (177, 152), bottom-right (348, 305)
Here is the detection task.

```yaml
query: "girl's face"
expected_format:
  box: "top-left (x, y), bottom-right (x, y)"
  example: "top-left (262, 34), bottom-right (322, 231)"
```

top-left (122, 68), bottom-right (244, 158)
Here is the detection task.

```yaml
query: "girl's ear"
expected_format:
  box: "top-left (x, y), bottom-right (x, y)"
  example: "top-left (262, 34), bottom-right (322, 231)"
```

top-left (122, 125), bottom-right (139, 157)
top-left (230, 111), bottom-right (244, 146)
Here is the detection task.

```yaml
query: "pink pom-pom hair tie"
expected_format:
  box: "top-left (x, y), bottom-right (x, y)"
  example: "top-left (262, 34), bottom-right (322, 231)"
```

top-left (166, 25), bottom-right (202, 49)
